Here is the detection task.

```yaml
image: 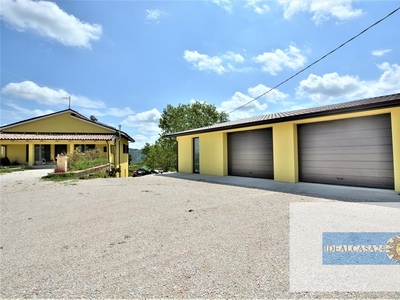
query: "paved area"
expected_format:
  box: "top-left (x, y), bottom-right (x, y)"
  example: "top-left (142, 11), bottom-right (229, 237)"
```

top-left (163, 172), bottom-right (400, 202)
top-left (0, 170), bottom-right (399, 299)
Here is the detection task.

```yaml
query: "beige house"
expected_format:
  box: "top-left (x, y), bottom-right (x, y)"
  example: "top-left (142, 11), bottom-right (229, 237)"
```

top-left (0, 109), bottom-right (134, 178)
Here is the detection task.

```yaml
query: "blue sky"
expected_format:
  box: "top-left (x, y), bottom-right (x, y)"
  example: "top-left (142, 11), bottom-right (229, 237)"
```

top-left (1, 0), bottom-right (399, 149)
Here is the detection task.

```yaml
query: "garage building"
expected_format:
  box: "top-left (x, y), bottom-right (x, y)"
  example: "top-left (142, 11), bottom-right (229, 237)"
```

top-left (168, 93), bottom-right (400, 192)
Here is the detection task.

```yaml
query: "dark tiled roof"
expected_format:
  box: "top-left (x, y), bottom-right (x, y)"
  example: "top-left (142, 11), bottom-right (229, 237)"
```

top-left (167, 93), bottom-right (400, 137)
top-left (0, 133), bottom-right (116, 141)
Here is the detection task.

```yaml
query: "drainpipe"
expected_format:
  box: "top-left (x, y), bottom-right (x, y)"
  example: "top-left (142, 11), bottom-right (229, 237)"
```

top-left (106, 140), bottom-right (110, 171)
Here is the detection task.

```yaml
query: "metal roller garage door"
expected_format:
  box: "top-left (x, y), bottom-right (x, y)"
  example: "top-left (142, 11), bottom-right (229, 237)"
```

top-left (228, 128), bottom-right (273, 179)
top-left (298, 114), bottom-right (394, 189)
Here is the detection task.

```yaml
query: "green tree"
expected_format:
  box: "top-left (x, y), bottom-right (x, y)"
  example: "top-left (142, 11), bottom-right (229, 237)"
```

top-left (159, 101), bottom-right (229, 136)
top-left (142, 101), bottom-right (229, 171)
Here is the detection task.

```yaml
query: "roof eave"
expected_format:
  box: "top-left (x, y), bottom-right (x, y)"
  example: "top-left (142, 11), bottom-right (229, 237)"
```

top-left (166, 100), bottom-right (400, 137)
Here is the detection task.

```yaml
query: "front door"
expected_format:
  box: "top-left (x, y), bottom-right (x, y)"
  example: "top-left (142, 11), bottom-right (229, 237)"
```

top-left (34, 144), bottom-right (51, 164)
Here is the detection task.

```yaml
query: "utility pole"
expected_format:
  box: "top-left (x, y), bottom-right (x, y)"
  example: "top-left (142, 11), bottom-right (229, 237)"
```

top-left (63, 96), bottom-right (71, 109)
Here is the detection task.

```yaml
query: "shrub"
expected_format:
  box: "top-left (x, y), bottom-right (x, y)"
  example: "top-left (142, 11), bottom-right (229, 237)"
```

top-left (68, 148), bottom-right (108, 171)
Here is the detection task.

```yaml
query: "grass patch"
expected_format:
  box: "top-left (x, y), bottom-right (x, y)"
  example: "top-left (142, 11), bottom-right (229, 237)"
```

top-left (42, 173), bottom-right (76, 182)
top-left (0, 166), bottom-right (28, 174)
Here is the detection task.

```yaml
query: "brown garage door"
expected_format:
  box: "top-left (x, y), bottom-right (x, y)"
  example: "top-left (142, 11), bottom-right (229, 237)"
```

top-left (298, 114), bottom-right (394, 189)
top-left (228, 128), bottom-right (273, 179)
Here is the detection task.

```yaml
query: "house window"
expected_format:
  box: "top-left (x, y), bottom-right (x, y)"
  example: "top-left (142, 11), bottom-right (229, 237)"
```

top-left (123, 144), bottom-right (129, 154)
top-left (103, 146), bottom-right (107, 152)
top-left (193, 137), bottom-right (199, 173)
top-left (110, 145), bottom-right (115, 154)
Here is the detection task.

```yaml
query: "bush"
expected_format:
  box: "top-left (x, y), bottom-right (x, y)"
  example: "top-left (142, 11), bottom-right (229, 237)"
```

top-left (68, 148), bottom-right (108, 171)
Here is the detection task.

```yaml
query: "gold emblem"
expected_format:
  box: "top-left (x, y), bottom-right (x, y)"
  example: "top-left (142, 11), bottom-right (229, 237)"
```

top-left (386, 234), bottom-right (400, 263)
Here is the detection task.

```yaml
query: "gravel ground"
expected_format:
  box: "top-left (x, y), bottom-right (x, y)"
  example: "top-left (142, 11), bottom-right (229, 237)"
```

top-left (0, 170), bottom-right (398, 299)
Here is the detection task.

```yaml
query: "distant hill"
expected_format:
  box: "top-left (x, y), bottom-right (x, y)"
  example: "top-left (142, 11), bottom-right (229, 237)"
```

top-left (129, 148), bottom-right (144, 164)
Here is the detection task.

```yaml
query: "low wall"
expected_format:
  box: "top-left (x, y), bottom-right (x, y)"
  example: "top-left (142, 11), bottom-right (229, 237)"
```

top-left (47, 163), bottom-right (111, 178)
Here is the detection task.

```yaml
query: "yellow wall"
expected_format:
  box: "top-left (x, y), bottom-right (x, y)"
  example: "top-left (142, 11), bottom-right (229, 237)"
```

top-left (114, 138), bottom-right (130, 178)
top-left (177, 136), bottom-right (193, 173)
top-left (176, 106), bottom-right (400, 191)
top-left (272, 123), bottom-right (298, 183)
top-left (4, 112), bottom-right (113, 134)
top-left (200, 132), bottom-right (227, 176)
top-left (391, 109), bottom-right (400, 192)
top-left (5, 144), bottom-right (26, 164)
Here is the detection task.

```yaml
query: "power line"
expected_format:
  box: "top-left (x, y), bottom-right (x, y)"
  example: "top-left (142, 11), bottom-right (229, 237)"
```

top-left (228, 6), bottom-right (400, 115)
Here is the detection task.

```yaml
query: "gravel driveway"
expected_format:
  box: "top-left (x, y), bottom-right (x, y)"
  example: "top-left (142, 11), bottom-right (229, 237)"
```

top-left (0, 170), bottom-right (398, 299)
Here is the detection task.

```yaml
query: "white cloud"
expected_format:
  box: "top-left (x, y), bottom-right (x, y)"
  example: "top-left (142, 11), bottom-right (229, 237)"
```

top-left (223, 51), bottom-right (245, 63)
top-left (245, 0), bottom-right (270, 14)
top-left (145, 9), bottom-right (166, 22)
top-left (107, 107), bottom-right (134, 117)
top-left (1, 101), bottom-right (54, 121)
top-left (220, 84), bottom-right (289, 120)
top-left (183, 50), bottom-right (225, 74)
top-left (122, 108), bottom-right (162, 149)
top-left (122, 108), bottom-right (161, 124)
top-left (183, 50), bottom-right (247, 74)
top-left (2, 81), bottom-right (106, 109)
top-left (213, 0), bottom-right (234, 13)
top-left (247, 84), bottom-right (289, 103)
top-left (0, 0), bottom-right (102, 48)
top-left (296, 63), bottom-right (400, 103)
top-left (254, 45), bottom-right (307, 75)
top-left (220, 91), bottom-right (267, 120)
top-left (278, 0), bottom-right (362, 24)
top-left (372, 49), bottom-right (392, 57)
top-left (132, 134), bottom-right (160, 150)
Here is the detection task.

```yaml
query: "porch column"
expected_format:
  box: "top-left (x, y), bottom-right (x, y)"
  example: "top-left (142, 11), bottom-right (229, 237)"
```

top-left (28, 143), bottom-right (35, 166)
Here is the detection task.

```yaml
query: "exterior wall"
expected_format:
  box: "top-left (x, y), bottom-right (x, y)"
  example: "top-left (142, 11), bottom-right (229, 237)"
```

top-left (3, 112), bottom-right (112, 134)
top-left (272, 123), bottom-right (298, 183)
top-left (391, 108), bottom-right (400, 192)
top-left (114, 138), bottom-right (130, 178)
top-left (177, 133), bottom-right (227, 175)
top-left (5, 144), bottom-right (26, 164)
top-left (176, 106), bottom-right (400, 192)
top-left (200, 132), bottom-right (227, 176)
top-left (177, 136), bottom-right (194, 173)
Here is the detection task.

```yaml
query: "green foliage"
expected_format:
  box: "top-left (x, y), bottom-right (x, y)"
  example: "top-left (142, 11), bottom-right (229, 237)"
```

top-left (142, 101), bottom-right (229, 171)
top-left (68, 148), bottom-right (108, 171)
top-left (106, 166), bottom-right (120, 177)
top-left (141, 138), bottom-right (176, 171)
top-left (159, 101), bottom-right (229, 136)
